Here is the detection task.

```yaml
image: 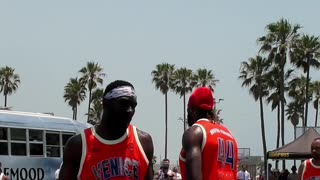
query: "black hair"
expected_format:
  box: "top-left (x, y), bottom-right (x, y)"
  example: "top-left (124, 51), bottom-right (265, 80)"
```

top-left (162, 158), bottom-right (170, 162)
top-left (103, 80), bottom-right (134, 97)
top-left (196, 109), bottom-right (214, 120)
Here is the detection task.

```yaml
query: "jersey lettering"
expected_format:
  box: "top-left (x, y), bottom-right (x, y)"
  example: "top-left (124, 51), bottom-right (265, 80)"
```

top-left (91, 157), bottom-right (140, 180)
top-left (217, 138), bottom-right (235, 169)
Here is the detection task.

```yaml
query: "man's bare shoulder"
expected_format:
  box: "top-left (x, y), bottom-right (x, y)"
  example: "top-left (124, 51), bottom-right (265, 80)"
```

top-left (136, 128), bottom-right (152, 142)
top-left (63, 134), bottom-right (82, 159)
top-left (66, 134), bottom-right (82, 147)
top-left (182, 125), bottom-right (203, 142)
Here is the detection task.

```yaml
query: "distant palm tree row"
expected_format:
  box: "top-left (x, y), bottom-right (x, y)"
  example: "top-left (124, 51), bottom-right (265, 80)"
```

top-left (63, 61), bottom-right (105, 123)
top-left (239, 18), bottom-right (320, 173)
top-left (0, 66), bottom-right (21, 108)
top-left (151, 62), bottom-right (218, 159)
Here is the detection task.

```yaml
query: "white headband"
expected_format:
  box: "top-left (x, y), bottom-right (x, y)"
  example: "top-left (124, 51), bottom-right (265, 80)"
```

top-left (104, 86), bottom-right (137, 100)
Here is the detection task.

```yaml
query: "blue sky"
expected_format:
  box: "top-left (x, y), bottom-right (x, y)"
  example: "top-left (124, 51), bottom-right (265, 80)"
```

top-left (1, 0), bottom-right (320, 165)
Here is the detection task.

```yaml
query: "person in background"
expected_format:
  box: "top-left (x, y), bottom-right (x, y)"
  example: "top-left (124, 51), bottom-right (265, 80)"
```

top-left (237, 165), bottom-right (251, 180)
top-left (154, 159), bottom-right (176, 180)
top-left (287, 166), bottom-right (297, 180)
top-left (0, 162), bottom-right (8, 180)
top-left (55, 162), bottom-right (62, 180)
top-left (172, 166), bottom-right (182, 180)
top-left (297, 137), bottom-right (320, 179)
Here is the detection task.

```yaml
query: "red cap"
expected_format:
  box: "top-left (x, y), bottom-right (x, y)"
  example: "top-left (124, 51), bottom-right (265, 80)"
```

top-left (188, 87), bottom-right (214, 111)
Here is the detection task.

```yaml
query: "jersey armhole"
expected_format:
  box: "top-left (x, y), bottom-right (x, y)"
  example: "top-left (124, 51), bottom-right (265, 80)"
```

top-left (77, 130), bottom-right (87, 179)
top-left (301, 159), bottom-right (308, 179)
top-left (179, 154), bottom-right (186, 162)
top-left (132, 126), bottom-right (149, 165)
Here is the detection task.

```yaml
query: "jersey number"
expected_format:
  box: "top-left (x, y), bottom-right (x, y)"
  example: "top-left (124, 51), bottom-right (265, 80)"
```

top-left (218, 138), bottom-right (234, 169)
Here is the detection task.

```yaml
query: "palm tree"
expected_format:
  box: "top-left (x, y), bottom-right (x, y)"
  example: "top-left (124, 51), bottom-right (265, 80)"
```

top-left (213, 108), bottom-right (223, 123)
top-left (285, 99), bottom-right (303, 167)
top-left (265, 67), bottom-right (294, 169)
top-left (286, 100), bottom-right (304, 132)
top-left (0, 66), bottom-right (21, 107)
top-left (79, 61), bottom-right (105, 122)
top-left (290, 34), bottom-right (320, 126)
top-left (258, 19), bottom-right (301, 169)
top-left (312, 81), bottom-right (320, 127)
top-left (239, 55), bottom-right (269, 178)
top-left (171, 67), bottom-right (194, 131)
top-left (151, 63), bottom-right (175, 159)
top-left (265, 68), bottom-right (280, 153)
top-left (63, 77), bottom-right (86, 120)
top-left (288, 76), bottom-right (313, 127)
top-left (193, 68), bottom-right (218, 92)
top-left (286, 77), bottom-right (306, 167)
top-left (87, 88), bottom-right (104, 124)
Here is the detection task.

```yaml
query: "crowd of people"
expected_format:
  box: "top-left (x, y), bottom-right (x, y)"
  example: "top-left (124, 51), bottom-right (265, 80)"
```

top-left (50, 79), bottom-right (320, 180)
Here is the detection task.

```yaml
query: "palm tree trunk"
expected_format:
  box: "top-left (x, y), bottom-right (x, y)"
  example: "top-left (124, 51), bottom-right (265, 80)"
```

top-left (275, 104), bottom-right (280, 169)
top-left (315, 101), bottom-right (319, 127)
top-left (75, 106), bottom-right (78, 120)
top-left (259, 96), bottom-right (267, 179)
top-left (4, 94), bottom-right (7, 107)
top-left (165, 92), bottom-right (168, 159)
top-left (294, 125), bottom-right (297, 166)
top-left (72, 107), bottom-right (75, 120)
top-left (87, 89), bottom-right (92, 122)
top-left (305, 58), bottom-right (310, 127)
top-left (183, 93), bottom-right (186, 132)
top-left (280, 59), bottom-right (286, 170)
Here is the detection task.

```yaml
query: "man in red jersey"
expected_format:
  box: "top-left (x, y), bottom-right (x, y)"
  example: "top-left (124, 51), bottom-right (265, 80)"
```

top-left (59, 80), bottom-right (154, 180)
top-left (179, 87), bottom-right (238, 180)
top-left (297, 137), bottom-right (320, 179)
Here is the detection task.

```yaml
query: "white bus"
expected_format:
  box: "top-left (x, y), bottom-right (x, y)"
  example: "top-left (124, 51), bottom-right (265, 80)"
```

top-left (0, 110), bottom-right (92, 180)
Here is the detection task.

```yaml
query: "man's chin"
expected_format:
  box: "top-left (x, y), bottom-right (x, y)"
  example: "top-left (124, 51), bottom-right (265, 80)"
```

top-left (313, 155), bottom-right (320, 160)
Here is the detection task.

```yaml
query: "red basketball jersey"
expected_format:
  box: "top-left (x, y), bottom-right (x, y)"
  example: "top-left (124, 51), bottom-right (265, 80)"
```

top-left (179, 119), bottom-right (238, 180)
top-left (78, 125), bottom-right (149, 180)
top-left (302, 158), bottom-right (320, 179)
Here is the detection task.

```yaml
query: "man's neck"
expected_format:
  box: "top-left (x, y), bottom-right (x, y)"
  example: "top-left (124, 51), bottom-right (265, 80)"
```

top-left (312, 158), bottom-right (320, 166)
top-left (95, 124), bottom-right (128, 140)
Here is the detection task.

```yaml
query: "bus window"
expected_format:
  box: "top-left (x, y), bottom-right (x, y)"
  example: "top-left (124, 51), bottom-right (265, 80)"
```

top-left (11, 143), bottom-right (27, 155)
top-left (29, 129), bottom-right (44, 156)
top-left (46, 131), bottom-right (60, 157)
top-left (11, 128), bottom-right (26, 141)
top-left (10, 128), bottom-right (27, 156)
top-left (62, 133), bottom-right (75, 146)
top-left (30, 144), bottom-right (44, 156)
top-left (29, 129), bottom-right (43, 141)
top-left (0, 142), bottom-right (8, 155)
top-left (0, 127), bottom-right (8, 155)
top-left (0, 127), bottom-right (8, 140)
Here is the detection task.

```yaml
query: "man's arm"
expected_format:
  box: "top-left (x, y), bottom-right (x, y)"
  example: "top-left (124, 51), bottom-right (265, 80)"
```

top-left (59, 134), bottom-right (82, 180)
top-left (297, 161), bottom-right (305, 180)
top-left (182, 125), bottom-right (203, 180)
top-left (137, 129), bottom-right (154, 180)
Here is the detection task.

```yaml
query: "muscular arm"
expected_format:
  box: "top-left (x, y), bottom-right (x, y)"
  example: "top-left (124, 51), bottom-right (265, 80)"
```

top-left (59, 134), bottom-right (82, 180)
top-left (137, 129), bottom-right (154, 180)
top-left (182, 126), bottom-right (203, 180)
top-left (297, 161), bottom-right (305, 180)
